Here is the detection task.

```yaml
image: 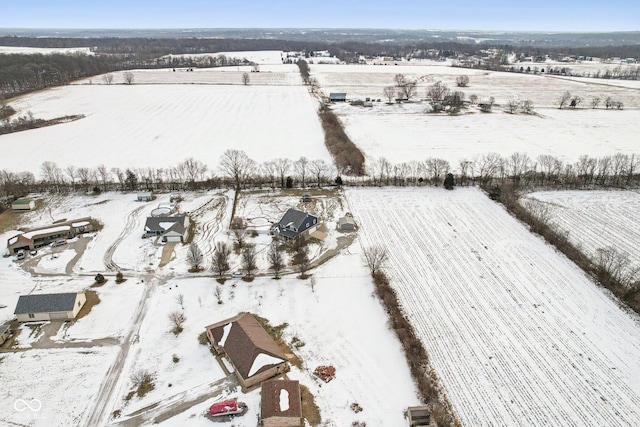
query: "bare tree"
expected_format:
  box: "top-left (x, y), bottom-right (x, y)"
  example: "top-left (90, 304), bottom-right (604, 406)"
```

top-left (241, 245), bottom-right (258, 278)
top-left (590, 96), bottom-right (601, 109)
top-left (96, 164), bottom-right (110, 190)
top-left (211, 242), bottom-right (231, 278)
top-left (274, 158), bottom-right (291, 188)
top-left (558, 91), bottom-right (571, 109)
top-left (456, 75), bottom-right (469, 87)
top-left (267, 241), bottom-right (284, 279)
top-left (469, 94), bottom-right (478, 104)
top-left (309, 159), bottom-right (330, 187)
top-left (505, 98), bottom-right (519, 114)
top-left (293, 245), bottom-right (310, 278)
top-left (219, 149), bottom-right (255, 190)
top-left (242, 72), bottom-right (250, 85)
top-left (233, 228), bottom-right (246, 251)
top-left (186, 243), bottom-right (203, 271)
top-left (383, 86), bottom-right (396, 103)
top-left (77, 166), bottom-right (92, 192)
top-left (131, 369), bottom-right (156, 397)
top-left (294, 156), bottom-right (309, 188)
top-left (175, 293), bottom-right (185, 310)
top-left (180, 157), bottom-right (207, 188)
top-left (426, 81), bottom-right (449, 104)
top-left (102, 73), bottom-right (114, 85)
top-left (123, 71), bottom-right (134, 85)
top-left (169, 311), bottom-right (186, 335)
top-left (65, 165), bottom-right (77, 190)
top-left (426, 158), bottom-right (450, 185)
top-left (519, 99), bottom-right (535, 114)
top-left (394, 73), bottom-right (407, 87)
top-left (400, 80), bottom-right (417, 100)
top-left (363, 246), bottom-right (388, 275)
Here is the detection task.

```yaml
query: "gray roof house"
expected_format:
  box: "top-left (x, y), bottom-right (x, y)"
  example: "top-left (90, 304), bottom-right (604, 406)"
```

top-left (329, 92), bottom-right (347, 102)
top-left (14, 292), bottom-right (86, 322)
top-left (143, 216), bottom-right (188, 242)
top-left (271, 209), bottom-right (318, 242)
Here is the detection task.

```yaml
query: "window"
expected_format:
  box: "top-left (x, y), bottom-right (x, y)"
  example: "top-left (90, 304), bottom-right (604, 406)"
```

top-left (28, 313), bottom-right (35, 319)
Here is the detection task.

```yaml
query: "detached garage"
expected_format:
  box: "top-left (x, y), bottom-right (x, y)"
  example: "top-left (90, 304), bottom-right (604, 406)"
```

top-left (14, 292), bottom-right (86, 322)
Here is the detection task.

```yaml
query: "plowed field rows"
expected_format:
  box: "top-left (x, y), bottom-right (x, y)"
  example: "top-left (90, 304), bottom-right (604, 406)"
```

top-left (346, 187), bottom-right (640, 426)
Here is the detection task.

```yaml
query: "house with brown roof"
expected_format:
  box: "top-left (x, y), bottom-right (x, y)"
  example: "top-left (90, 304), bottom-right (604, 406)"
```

top-left (205, 313), bottom-right (288, 390)
top-left (260, 380), bottom-right (302, 427)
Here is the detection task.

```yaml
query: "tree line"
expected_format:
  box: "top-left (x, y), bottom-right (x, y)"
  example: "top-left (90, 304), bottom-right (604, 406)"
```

top-left (1, 150), bottom-right (639, 207)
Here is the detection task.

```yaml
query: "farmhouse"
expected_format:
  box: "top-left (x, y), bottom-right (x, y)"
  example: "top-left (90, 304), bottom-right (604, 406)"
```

top-left (6, 217), bottom-right (95, 255)
top-left (205, 313), bottom-right (288, 390)
top-left (271, 208), bottom-right (318, 243)
top-left (260, 380), bottom-right (302, 427)
top-left (329, 93), bottom-right (347, 102)
top-left (407, 406), bottom-right (433, 426)
top-left (143, 215), bottom-right (188, 242)
top-left (11, 198), bottom-right (35, 211)
top-left (0, 324), bottom-right (11, 345)
top-left (14, 292), bottom-right (86, 322)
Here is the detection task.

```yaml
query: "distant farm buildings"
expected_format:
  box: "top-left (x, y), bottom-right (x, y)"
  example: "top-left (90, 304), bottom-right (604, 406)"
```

top-left (329, 93), bottom-right (347, 102)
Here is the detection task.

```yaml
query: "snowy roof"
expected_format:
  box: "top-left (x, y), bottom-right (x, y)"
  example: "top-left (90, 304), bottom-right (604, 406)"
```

top-left (14, 292), bottom-right (82, 314)
top-left (12, 198), bottom-right (33, 205)
top-left (205, 313), bottom-right (286, 380)
top-left (260, 380), bottom-right (301, 419)
top-left (23, 225), bottom-right (71, 240)
top-left (144, 216), bottom-right (186, 233)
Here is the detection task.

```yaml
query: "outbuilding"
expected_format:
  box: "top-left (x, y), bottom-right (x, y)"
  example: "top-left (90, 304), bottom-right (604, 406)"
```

top-left (260, 380), bottom-right (302, 427)
top-left (14, 292), bottom-right (86, 322)
top-left (337, 215), bottom-right (356, 231)
top-left (137, 192), bottom-right (153, 202)
top-left (11, 198), bottom-right (35, 211)
top-left (329, 93), bottom-right (347, 102)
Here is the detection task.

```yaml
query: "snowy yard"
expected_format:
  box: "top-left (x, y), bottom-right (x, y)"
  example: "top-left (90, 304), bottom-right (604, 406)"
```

top-left (345, 187), bottom-right (640, 426)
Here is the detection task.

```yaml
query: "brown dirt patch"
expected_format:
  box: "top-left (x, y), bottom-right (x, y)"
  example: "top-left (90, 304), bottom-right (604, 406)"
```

top-left (300, 384), bottom-right (321, 426)
top-left (74, 290), bottom-right (100, 321)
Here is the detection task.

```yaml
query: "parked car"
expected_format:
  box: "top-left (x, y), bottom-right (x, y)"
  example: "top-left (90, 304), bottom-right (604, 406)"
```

top-left (29, 249), bottom-right (37, 256)
top-left (0, 304), bottom-right (7, 309)
top-left (16, 251), bottom-right (25, 260)
top-left (51, 240), bottom-right (66, 247)
top-left (230, 271), bottom-right (244, 279)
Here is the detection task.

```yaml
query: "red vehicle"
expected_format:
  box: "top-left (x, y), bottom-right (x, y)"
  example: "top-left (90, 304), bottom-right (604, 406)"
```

top-left (208, 399), bottom-right (245, 417)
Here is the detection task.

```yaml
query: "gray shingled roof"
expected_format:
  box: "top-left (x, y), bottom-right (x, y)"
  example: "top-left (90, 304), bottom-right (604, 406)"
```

top-left (14, 293), bottom-right (79, 314)
top-left (0, 324), bottom-right (10, 335)
top-left (273, 209), bottom-right (317, 238)
top-left (144, 216), bottom-right (186, 233)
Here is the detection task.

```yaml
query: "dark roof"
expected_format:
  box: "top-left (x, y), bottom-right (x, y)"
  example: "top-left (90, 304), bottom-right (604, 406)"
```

top-left (206, 313), bottom-right (286, 380)
top-left (329, 92), bottom-right (346, 98)
top-left (273, 209), bottom-right (317, 238)
top-left (0, 324), bottom-right (10, 335)
top-left (144, 216), bottom-right (186, 233)
top-left (14, 292), bottom-right (81, 314)
top-left (261, 380), bottom-right (302, 419)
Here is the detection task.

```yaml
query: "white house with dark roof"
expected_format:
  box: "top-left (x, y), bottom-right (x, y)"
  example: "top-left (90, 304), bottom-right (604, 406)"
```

top-left (14, 292), bottom-right (86, 322)
top-left (143, 215), bottom-right (188, 242)
top-left (271, 208), bottom-right (318, 243)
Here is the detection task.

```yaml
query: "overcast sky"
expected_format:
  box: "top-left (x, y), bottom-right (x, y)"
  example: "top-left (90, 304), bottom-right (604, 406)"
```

top-left (1, 0), bottom-right (638, 32)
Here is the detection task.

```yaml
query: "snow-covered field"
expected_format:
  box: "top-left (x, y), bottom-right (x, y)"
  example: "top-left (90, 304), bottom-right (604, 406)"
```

top-left (0, 46), bottom-right (93, 55)
top-left (1, 82), bottom-right (327, 172)
top-left (331, 102), bottom-right (640, 167)
top-left (523, 190), bottom-right (640, 272)
top-left (345, 187), bottom-right (640, 426)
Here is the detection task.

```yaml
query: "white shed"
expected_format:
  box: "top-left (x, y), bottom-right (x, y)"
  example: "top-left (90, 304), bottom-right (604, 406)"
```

top-left (12, 198), bottom-right (35, 211)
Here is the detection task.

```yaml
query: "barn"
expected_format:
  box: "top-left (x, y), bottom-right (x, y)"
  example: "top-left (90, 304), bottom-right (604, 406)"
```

top-left (260, 380), bottom-right (302, 427)
top-left (11, 198), bottom-right (35, 211)
top-left (205, 313), bottom-right (288, 390)
top-left (14, 292), bottom-right (86, 322)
